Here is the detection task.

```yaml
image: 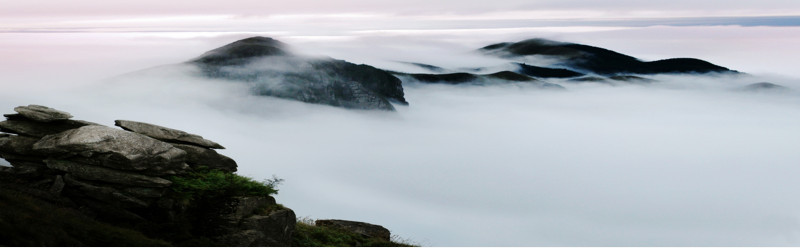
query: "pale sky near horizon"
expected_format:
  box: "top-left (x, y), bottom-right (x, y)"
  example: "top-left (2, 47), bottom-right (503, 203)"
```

top-left (3, 0), bottom-right (800, 33)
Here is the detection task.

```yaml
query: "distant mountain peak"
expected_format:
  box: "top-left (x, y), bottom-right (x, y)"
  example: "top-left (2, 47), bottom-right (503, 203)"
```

top-left (190, 36), bottom-right (290, 65)
top-left (481, 37), bottom-right (734, 75)
top-left (186, 36), bottom-right (407, 111)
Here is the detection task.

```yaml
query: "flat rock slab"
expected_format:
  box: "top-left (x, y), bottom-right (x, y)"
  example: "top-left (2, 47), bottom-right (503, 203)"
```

top-left (33, 125), bottom-right (186, 171)
top-left (13, 105), bottom-right (73, 122)
top-left (115, 120), bottom-right (225, 149)
top-left (46, 159), bottom-right (172, 188)
top-left (0, 119), bottom-right (97, 138)
top-left (172, 143), bottom-right (237, 172)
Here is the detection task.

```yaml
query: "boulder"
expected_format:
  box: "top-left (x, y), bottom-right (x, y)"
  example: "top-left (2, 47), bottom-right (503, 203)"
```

top-left (32, 125), bottom-right (187, 171)
top-left (222, 196), bottom-right (276, 221)
top-left (45, 159), bottom-right (172, 188)
top-left (211, 196), bottom-right (295, 246)
top-left (171, 143), bottom-right (237, 172)
top-left (12, 105), bottom-right (73, 122)
top-left (115, 120), bottom-right (225, 149)
top-left (0, 118), bottom-right (97, 138)
top-left (234, 209), bottom-right (296, 246)
top-left (315, 219), bottom-right (391, 241)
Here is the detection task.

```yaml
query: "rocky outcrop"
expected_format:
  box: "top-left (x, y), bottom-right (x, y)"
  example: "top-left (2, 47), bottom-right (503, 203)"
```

top-left (189, 36), bottom-right (407, 111)
top-left (0, 104), bottom-right (404, 247)
top-left (0, 104), bottom-right (292, 246)
top-left (316, 219), bottom-right (391, 242)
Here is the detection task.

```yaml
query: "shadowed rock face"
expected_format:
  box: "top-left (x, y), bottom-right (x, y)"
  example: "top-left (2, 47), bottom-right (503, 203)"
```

top-left (46, 159), bottom-right (173, 188)
top-left (481, 38), bottom-right (734, 75)
top-left (190, 36), bottom-right (407, 111)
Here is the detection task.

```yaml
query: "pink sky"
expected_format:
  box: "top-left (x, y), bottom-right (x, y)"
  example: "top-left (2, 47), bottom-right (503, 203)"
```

top-left (3, 0), bottom-right (800, 32)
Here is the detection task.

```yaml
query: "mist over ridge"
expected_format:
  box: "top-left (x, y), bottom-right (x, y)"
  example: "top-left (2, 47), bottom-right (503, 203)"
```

top-left (1, 29), bottom-right (800, 246)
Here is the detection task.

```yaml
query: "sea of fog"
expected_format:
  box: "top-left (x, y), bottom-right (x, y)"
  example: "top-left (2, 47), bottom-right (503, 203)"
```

top-left (1, 29), bottom-right (800, 245)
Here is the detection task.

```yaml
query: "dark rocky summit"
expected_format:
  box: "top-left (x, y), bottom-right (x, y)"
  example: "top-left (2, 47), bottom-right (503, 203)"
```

top-left (189, 36), bottom-right (407, 111)
top-left (481, 38), bottom-right (735, 75)
top-left (0, 104), bottom-right (398, 246)
top-left (191, 37), bottom-right (290, 66)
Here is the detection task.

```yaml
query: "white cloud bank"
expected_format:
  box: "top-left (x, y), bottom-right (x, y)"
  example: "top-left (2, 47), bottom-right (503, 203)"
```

top-left (1, 29), bottom-right (800, 246)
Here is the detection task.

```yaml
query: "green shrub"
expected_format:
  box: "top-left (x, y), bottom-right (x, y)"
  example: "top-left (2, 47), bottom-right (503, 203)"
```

top-left (169, 168), bottom-right (282, 201)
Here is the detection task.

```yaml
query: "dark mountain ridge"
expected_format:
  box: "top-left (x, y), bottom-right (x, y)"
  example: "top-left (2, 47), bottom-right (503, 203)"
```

top-left (481, 38), bottom-right (735, 75)
top-left (129, 36), bottom-right (751, 111)
top-left (190, 37), bottom-right (407, 111)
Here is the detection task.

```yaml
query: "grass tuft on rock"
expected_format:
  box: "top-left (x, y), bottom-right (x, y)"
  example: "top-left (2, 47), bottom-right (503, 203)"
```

top-left (169, 167), bottom-right (281, 201)
top-left (292, 217), bottom-right (417, 247)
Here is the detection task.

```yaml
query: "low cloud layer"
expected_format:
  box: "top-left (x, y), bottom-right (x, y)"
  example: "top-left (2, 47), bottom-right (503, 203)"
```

top-left (1, 30), bottom-right (800, 246)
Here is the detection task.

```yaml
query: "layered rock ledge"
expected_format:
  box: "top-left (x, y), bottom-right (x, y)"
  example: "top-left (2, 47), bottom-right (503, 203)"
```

top-left (0, 104), bottom-right (291, 246)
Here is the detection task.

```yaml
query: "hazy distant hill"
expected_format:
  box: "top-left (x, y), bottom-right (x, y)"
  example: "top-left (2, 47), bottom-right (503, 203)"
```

top-left (480, 38), bottom-right (735, 75)
top-left (190, 37), bottom-right (407, 111)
